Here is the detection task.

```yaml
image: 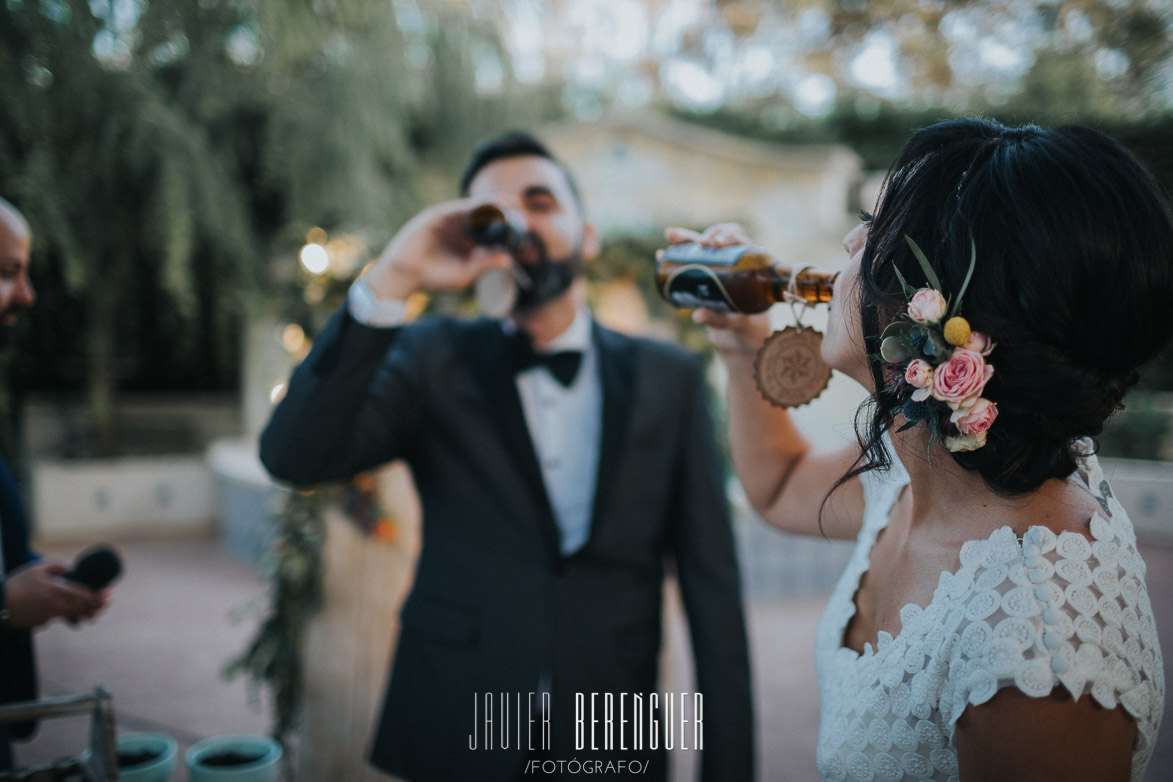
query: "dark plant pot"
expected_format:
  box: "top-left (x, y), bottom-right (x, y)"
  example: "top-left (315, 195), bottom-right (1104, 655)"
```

top-left (82, 732), bottom-right (178, 782)
top-left (184, 735), bottom-right (282, 782)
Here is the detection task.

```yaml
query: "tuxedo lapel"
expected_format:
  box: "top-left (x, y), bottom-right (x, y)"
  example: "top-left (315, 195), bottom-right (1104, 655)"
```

top-left (464, 323), bottom-right (563, 562)
top-left (588, 323), bottom-right (636, 537)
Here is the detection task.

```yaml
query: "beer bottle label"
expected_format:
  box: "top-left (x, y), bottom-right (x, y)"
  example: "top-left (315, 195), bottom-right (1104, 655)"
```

top-left (663, 265), bottom-right (736, 312)
top-left (659, 244), bottom-right (755, 311)
top-left (659, 244), bottom-right (751, 265)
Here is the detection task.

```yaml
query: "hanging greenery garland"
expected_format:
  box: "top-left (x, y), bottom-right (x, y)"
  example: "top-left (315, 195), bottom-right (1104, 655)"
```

top-left (224, 488), bottom-right (327, 747)
top-left (225, 475), bottom-right (393, 750)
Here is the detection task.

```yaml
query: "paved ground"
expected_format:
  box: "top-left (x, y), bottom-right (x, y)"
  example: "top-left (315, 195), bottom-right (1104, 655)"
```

top-left (12, 538), bottom-right (273, 779)
top-left (10, 536), bottom-right (1173, 781)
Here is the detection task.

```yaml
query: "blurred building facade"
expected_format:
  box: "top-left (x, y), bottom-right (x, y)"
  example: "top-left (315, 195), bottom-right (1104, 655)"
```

top-left (544, 111), bottom-right (864, 266)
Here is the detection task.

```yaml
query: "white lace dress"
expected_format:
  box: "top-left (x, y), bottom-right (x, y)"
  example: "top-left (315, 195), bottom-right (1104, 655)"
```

top-left (814, 442), bottom-right (1165, 782)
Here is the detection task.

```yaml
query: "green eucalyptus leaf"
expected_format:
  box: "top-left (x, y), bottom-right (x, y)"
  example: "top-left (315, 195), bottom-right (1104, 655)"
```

top-left (881, 336), bottom-right (911, 363)
top-left (929, 332), bottom-right (952, 359)
top-left (892, 265), bottom-right (917, 299)
top-left (904, 235), bottom-right (942, 291)
top-left (881, 320), bottom-right (919, 341)
top-left (909, 327), bottom-right (930, 352)
top-left (954, 237), bottom-right (978, 314)
top-left (916, 327), bottom-right (952, 361)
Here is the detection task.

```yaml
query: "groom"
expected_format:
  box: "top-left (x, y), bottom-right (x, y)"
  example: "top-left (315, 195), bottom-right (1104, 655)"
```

top-left (260, 132), bottom-right (754, 781)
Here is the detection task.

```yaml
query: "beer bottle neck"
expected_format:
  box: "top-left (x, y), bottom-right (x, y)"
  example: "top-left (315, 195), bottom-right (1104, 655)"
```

top-left (770, 264), bottom-right (836, 305)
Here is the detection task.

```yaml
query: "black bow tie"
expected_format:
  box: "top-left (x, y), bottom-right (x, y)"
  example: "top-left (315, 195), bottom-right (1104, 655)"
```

top-left (508, 331), bottom-right (583, 387)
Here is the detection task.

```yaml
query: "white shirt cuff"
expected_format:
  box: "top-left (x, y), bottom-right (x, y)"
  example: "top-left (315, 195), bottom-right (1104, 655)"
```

top-left (348, 278), bottom-right (409, 328)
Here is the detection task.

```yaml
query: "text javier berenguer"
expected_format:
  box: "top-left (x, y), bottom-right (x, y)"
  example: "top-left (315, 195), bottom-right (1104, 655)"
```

top-left (468, 692), bottom-right (703, 751)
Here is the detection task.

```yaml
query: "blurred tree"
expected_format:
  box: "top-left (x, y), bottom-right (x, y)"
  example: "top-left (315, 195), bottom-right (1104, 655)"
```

top-left (649, 0), bottom-right (1173, 119)
top-left (0, 0), bottom-right (255, 456)
top-left (0, 0), bottom-right (563, 457)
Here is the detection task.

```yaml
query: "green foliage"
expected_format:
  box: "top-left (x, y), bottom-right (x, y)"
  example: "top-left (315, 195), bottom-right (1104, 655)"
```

top-left (1, 0), bottom-right (565, 453)
top-left (0, 0), bottom-right (260, 452)
top-left (669, 103), bottom-right (957, 171)
top-left (589, 232), bottom-right (714, 356)
top-left (2, 4), bottom-right (256, 301)
top-left (224, 488), bottom-right (328, 748)
top-left (249, 0), bottom-right (420, 234)
top-left (1099, 392), bottom-right (1172, 460)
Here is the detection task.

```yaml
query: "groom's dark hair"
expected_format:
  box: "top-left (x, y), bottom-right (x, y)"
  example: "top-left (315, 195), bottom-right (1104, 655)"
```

top-left (459, 131), bottom-right (582, 208)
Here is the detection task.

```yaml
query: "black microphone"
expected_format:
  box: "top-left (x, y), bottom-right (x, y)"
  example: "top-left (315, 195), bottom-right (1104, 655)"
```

top-left (62, 544), bottom-right (123, 591)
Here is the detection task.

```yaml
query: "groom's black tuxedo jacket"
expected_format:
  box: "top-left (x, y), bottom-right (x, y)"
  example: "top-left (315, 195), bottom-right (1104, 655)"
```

top-left (261, 309), bottom-right (753, 781)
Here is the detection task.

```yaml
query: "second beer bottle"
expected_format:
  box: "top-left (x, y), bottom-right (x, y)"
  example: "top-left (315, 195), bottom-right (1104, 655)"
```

top-left (655, 243), bottom-right (837, 313)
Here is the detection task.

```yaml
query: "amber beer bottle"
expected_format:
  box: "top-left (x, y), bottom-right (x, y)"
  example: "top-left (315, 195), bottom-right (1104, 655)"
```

top-left (464, 204), bottom-right (532, 256)
top-left (656, 243), bottom-right (837, 313)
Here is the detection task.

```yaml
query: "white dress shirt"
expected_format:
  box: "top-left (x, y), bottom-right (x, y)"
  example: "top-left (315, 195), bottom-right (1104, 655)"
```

top-left (508, 309), bottom-right (601, 555)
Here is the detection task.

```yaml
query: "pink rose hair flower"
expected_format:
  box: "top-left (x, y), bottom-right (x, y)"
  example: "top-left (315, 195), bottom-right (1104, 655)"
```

top-left (904, 359), bottom-right (933, 388)
top-left (951, 398), bottom-right (998, 435)
top-left (878, 235), bottom-right (998, 452)
top-left (963, 331), bottom-right (995, 356)
top-left (904, 359), bottom-right (934, 402)
top-left (908, 289), bottom-right (947, 324)
top-left (930, 349), bottom-right (993, 407)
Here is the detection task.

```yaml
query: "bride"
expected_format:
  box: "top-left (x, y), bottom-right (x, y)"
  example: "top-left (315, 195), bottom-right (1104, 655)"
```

top-left (688, 117), bottom-right (1169, 781)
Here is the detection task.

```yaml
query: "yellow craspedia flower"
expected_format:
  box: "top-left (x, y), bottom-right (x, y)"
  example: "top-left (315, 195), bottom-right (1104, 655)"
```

top-left (943, 316), bottom-right (971, 347)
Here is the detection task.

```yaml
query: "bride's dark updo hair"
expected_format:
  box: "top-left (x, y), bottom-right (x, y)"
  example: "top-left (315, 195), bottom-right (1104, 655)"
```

top-left (856, 118), bottom-right (1173, 495)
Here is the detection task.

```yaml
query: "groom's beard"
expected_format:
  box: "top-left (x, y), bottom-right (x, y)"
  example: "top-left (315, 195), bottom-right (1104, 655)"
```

top-left (512, 232), bottom-right (582, 313)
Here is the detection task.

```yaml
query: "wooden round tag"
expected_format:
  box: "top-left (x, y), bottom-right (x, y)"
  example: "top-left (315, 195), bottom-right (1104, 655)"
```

top-left (753, 327), bottom-right (833, 408)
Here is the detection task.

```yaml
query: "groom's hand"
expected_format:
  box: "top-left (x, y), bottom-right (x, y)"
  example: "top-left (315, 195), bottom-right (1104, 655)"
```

top-left (365, 199), bottom-right (514, 300)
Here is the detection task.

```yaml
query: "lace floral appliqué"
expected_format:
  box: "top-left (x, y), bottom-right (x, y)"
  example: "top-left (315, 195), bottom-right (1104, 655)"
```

top-left (813, 446), bottom-right (1163, 782)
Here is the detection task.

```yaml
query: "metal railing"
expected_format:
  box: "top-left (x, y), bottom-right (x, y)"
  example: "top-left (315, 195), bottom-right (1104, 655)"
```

top-left (0, 687), bottom-right (116, 782)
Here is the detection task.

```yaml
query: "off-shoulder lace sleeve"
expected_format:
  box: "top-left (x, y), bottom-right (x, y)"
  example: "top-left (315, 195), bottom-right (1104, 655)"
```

top-left (815, 448), bottom-right (1162, 782)
top-left (938, 513), bottom-right (1162, 767)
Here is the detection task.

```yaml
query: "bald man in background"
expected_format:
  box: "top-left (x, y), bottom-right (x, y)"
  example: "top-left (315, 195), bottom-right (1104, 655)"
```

top-left (0, 197), bottom-right (106, 771)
